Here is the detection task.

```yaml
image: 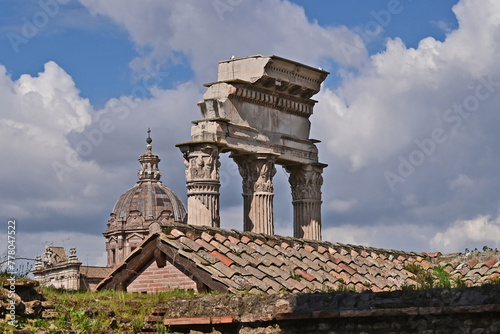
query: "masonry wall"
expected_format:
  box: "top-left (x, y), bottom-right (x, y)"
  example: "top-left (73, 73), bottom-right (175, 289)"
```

top-left (126, 258), bottom-right (197, 293)
top-left (143, 285), bottom-right (500, 333)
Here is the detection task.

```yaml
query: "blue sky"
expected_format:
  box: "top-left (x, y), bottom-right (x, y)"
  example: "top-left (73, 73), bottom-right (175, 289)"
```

top-left (2, 0), bottom-right (500, 267)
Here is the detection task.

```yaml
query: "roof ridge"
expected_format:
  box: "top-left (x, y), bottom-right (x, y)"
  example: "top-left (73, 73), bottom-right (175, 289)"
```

top-left (159, 222), bottom-right (433, 259)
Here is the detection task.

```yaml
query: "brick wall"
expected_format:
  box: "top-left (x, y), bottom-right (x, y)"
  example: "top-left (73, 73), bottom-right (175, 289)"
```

top-left (126, 259), bottom-right (197, 293)
top-left (143, 285), bottom-right (500, 333)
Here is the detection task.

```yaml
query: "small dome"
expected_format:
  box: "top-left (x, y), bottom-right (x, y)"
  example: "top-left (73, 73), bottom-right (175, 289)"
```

top-left (112, 181), bottom-right (186, 222)
top-left (107, 130), bottom-right (186, 227)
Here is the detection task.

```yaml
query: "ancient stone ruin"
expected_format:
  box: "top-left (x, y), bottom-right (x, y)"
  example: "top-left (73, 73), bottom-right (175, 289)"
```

top-left (177, 55), bottom-right (329, 240)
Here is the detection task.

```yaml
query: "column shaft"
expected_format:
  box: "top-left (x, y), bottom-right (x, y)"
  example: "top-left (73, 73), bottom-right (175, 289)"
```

top-left (186, 180), bottom-right (220, 227)
top-left (233, 154), bottom-right (276, 234)
top-left (287, 164), bottom-right (324, 240)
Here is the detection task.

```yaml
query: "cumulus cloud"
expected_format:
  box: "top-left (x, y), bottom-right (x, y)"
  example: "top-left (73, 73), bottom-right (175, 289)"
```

top-left (327, 199), bottom-right (357, 213)
top-left (430, 215), bottom-right (500, 253)
top-left (315, 0), bottom-right (500, 170)
top-left (449, 174), bottom-right (474, 190)
top-left (0, 60), bottom-right (202, 236)
top-left (323, 223), bottom-right (438, 252)
top-left (311, 0), bottom-right (500, 239)
top-left (0, 62), bottom-right (110, 223)
top-left (78, 0), bottom-right (367, 82)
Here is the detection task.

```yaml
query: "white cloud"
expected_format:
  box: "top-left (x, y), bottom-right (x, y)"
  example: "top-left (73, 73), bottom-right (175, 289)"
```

top-left (0, 231), bottom-right (107, 268)
top-left (0, 62), bottom-right (114, 221)
top-left (78, 0), bottom-right (367, 82)
top-left (449, 174), bottom-right (474, 190)
top-left (327, 199), bottom-right (357, 213)
top-left (430, 215), bottom-right (500, 253)
top-left (322, 223), bottom-right (437, 252)
top-left (314, 0), bottom-right (500, 170)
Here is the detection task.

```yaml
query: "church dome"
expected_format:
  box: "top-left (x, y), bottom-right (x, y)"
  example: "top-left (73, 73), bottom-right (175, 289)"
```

top-left (112, 181), bottom-right (186, 223)
top-left (108, 130), bottom-right (186, 227)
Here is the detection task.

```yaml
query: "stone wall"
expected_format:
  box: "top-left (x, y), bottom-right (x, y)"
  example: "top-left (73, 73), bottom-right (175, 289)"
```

top-left (143, 284), bottom-right (500, 333)
top-left (127, 259), bottom-right (197, 293)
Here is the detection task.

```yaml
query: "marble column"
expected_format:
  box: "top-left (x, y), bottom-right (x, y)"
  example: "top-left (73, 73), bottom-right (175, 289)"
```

top-left (233, 154), bottom-right (277, 235)
top-left (287, 164), bottom-right (324, 240)
top-left (180, 143), bottom-right (221, 227)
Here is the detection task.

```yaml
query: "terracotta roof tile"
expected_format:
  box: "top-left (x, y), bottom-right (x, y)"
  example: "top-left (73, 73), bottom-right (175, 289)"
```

top-left (241, 236), bottom-right (252, 244)
top-left (295, 268), bottom-right (315, 282)
top-left (269, 265), bottom-right (290, 280)
top-left (243, 275), bottom-right (268, 292)
top-left (484, 257), bottom-right (498, 268)
top-left (284, 277), bottom-right (308, 292)
top-left (169, 229), bottom-right (185, 239)
top-left (179, 236), bottom-right (201, 252)
top-left (201, 231), bottom-right (213, 242)
top-left (326, 253), bottom-right (342, 265)
top-left (281, 242), bottom-right (290, 249)
top-left (209, 239), bottom-right (230, 254)
top-left (339, 263), bottom-right (356, 276)
top-left (248, 242), bottom-right (271, 255)
top-left (196, 249), bottom-right (219, 265)
top-left (98, 222), bottom-right (500, 294)
top-left (261, 243), bottom-right (280, 257)
top-left (467, 258), bottom-right (479, 268)
top-left (254, 238), bottom-right (265, 246)
top-left (178, 249), bottom-right (210, 266)
top-left (317, 246), bottom-right (328, 254)
top-left (227, 235), bottom-right (240, 245)
top-left (212, 262), bottom-right (237, 278)
top-left (256, 264), bottom-right (280, 278)
top-left (225, 252), bottom-right (249, 267)
top-left (210, 250), bottom-right (234, 267)
top-left (195, 238), bottom-right (216, 252)
top-left (239, 265), bottom-right (267, 279)
top-left (240, 252), bottom-right (262, 267)
top-left (262, 277), bottom-right (283, 292)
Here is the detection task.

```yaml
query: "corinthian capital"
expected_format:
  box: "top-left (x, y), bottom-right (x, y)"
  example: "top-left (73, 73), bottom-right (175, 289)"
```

top-left (181, 144), bottom-right (221, 182)
top-left (233, 154), bottom-right (277, 194)
top-left (287, 164), bottom-right (323, 201)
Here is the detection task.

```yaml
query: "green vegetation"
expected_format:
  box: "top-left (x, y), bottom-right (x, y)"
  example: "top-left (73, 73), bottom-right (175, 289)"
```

top-left (403, 264), bottom-right (464, 290)
top-left (0, 287), bottom-right (196, 333)
top-left (290, 269), bottom-right (301, 281)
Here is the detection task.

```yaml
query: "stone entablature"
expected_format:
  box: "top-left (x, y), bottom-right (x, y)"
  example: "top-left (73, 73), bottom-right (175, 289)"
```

top-left (177, 55), bottom-right (328, 240)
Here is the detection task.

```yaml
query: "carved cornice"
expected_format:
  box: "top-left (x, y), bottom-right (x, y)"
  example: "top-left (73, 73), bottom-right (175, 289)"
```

top-left (266, 65), bottom-right (325, 85)
top-left (231, 86), bottom-right (315, 118)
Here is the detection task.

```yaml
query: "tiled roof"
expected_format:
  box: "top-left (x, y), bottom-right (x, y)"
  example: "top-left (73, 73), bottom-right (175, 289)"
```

top-left (97, 222), bottom-right (500, 293)
top-left (80, 266), bottom-right (112, 279)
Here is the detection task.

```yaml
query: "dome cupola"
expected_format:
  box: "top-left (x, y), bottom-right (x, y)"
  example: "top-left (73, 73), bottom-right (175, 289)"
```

top-left (104, 130), bottom-right (186, 267)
